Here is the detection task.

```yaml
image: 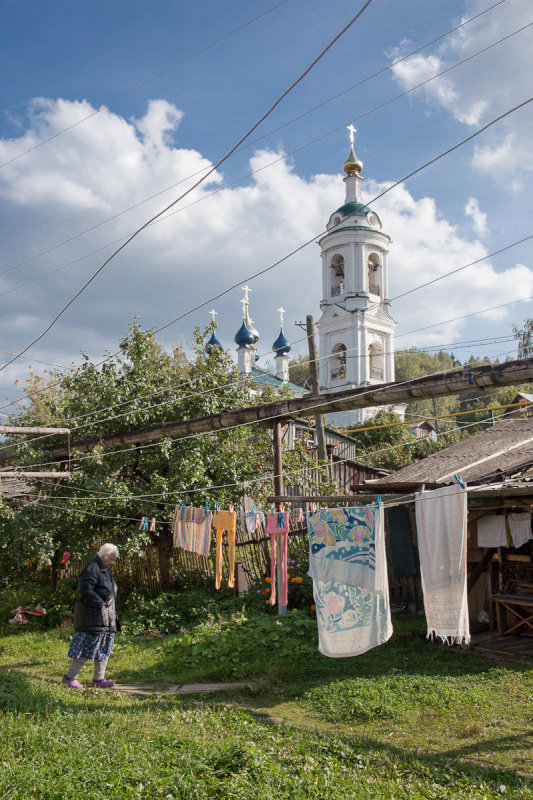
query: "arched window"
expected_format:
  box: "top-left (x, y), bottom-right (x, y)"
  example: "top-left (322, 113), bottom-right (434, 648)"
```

top-left (330, 254), bottom-right (344, 297)
top-left (368, 343), bottom-right (384, 380)
top-left (368, 253), bottom-right (381, 295)
top-left (330, 343), bottom-right (347, 381)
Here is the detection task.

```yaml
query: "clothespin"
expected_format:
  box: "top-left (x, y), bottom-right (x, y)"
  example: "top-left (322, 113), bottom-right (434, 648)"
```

top-left (205, 502), bottom-right (211, 512)
top-left (229, 504), bottom-right (234, 512)
top-left (141, 517), bottom-right (150, 531)
top-left (149, 518), bottom-right (156, 532)
top-left (279, 503), bottom-right (285, 512)
top-left (453, 474), bottom-right (466, 490)
top-left (277, 510), bottom-right (285, 529)
top-left (139, 516), bottom-right (146, 530)
top-left (215, 502), bottom-right (221, 512)
top-left (376, 494), bottom-right (382, 505)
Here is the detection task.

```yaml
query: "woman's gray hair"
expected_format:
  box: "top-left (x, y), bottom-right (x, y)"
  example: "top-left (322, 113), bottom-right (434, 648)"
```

top-left (97, 543), bottom-right (119, 559)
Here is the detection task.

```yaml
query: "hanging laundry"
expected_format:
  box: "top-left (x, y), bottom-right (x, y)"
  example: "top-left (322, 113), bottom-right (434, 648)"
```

top-left (477, 514), bottom-right (507, 547)
top-left (213, 508), bottom-right (237, 590)
top-left (268, 525), bottom-right (288, 607)
top-left (173, 505), bottom-right (213, 556)
top-left (508, 512), bottom-right (532, 548)
top-left (241, 496), bottom-right (265, 535)
top-left (291, 507), bottom-right (304, 524)
top-left (415, 484), bottom-right (469, 645)
top-left (267, 510), bottom-right (289, 534)
top-left (308, 505), bottom-right (392, 658)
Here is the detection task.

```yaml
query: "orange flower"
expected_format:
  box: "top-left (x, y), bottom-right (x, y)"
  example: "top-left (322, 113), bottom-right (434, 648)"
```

top-left (262, 589), bottom-right (270, 596)
top-left (291, 578), bottom-right (298, 583)
top-left (310, 604), bottom-right (316, 611)
top-left (294, 577), bottom-right (303, 583)
top-left (265, 577), bottom-right (271, 583)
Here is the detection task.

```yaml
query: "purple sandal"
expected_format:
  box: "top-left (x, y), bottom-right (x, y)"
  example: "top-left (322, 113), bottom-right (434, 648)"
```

top-left (61, 675), bottom-right (84, 689)
top-left (89, 679), bottom-right (115, 689)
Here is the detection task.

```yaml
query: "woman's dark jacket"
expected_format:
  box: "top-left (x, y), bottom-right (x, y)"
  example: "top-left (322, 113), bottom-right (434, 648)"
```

top-left (73, 555), bottom-right (118, 633)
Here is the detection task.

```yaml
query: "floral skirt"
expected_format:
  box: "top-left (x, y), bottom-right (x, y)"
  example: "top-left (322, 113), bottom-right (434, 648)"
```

top-left (67, 631), bottom-right (115, 661)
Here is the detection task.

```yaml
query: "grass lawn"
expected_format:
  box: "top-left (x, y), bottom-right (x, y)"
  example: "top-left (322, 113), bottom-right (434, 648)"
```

top-left (0, 591), bottom-right (532, 799)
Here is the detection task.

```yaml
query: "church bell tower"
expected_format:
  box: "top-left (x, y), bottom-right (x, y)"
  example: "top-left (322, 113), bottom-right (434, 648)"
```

top-left (317, 130), bottom-right (396, 426)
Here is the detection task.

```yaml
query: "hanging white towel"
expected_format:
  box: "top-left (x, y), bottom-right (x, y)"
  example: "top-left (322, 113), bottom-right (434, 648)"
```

top-left (477, 514), bottom-right (507, 547)
top-left (415, 484), bottom-right (470, 646)
top-left (308, 505), bottom-right (392, 658)
top-left (508, 512), bottom-right (532, 548)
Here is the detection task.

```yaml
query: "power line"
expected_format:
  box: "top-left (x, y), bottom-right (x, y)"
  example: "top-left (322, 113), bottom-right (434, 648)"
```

top-left (25, 408), bottom-right (517, 517)
top-left (0, 0), bottom-right (375, 373)
top-left (0, 329), bottom-right (518, 456)
top-left (0, 0), bottom-right (293, 171)
top-left (1, 0), bottom-right (510, 280)
top-left (11, 345), bottom-right (520, 471)
top-left (5, 18), bottom-right (530, 302)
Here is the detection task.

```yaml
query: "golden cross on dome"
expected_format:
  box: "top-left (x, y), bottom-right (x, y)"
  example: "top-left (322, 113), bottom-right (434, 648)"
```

top-left (278, 306), bottom-right (286, 326)
top-left (242, 284), bottom-right (252, 304)
top-left (209, 309), bottom-right (217, 323)
top-left (347, 124), bottom-right (357, 146)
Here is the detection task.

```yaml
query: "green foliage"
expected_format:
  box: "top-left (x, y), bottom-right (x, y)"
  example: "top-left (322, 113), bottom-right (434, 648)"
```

top-left (346, 410), bottom-right (447, 470)
top-left (513, 317), bottom-right (533, 358)
top-left (288, 354), bottom-right (311, 389)
top-left (0, 321), bottom-right (320, 586)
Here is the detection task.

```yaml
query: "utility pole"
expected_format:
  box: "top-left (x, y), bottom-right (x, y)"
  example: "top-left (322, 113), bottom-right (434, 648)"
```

top-left (272, 420), bottom-right (286, 615)
top-left (306, 315), bottom-right (328, 463)
top-left (432, 397), bottom-right (440, 437)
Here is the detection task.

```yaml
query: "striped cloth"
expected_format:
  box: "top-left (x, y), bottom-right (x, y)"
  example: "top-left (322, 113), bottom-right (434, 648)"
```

top-left (173, 505), bottom-right (213, 556)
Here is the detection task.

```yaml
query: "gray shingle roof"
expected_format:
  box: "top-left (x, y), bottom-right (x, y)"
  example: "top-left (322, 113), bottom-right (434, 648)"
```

top-left (386, 418), bottom-right (533, 485)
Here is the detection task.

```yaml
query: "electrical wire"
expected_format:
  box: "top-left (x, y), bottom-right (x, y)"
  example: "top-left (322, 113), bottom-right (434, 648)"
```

top-left (4, 19), bottom-right (530, 304)
top-left (0, 0), bottom-right (511, 281)
top-left (24, 407), bottom-right (519, 518)
top-left (0, 0), bottom-right (375, 373)
top-left (0, 0), bottom-right (293, 171)
top-left (10, 343), bottom-right (521, 471)
top-left (0, 329), bottom-right (519, 457)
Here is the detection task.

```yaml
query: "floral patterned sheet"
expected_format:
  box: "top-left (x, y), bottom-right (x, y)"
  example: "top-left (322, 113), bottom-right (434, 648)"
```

top-left (307, 506), bottom-right (377, 586)
top-left (308, 506), bottom-right (392, 658)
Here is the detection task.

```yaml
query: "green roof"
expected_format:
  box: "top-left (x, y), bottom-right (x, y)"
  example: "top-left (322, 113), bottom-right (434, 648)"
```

top-left (250, 367), bottom-right (308, 394)
top-left (335, 201), bottom-right (371, 217)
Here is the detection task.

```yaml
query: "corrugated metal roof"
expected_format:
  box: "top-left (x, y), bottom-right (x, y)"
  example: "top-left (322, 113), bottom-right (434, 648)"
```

top-left (386, 418), bottom-right (533, 485)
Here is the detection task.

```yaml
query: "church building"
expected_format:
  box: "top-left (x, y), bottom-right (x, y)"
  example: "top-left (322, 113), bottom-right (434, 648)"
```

top-left (317, 132), bottom-right (397, 427)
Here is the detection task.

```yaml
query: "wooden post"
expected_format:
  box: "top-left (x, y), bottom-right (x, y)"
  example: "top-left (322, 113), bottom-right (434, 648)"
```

top-left (306, 315), bottom-right (328, 463)
top-left (273, 420), bottom-right (287, 615)
top-left (432, 397), bottom-right (440, 437)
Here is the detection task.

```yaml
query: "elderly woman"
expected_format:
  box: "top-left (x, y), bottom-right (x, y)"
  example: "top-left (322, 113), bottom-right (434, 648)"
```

top-left (62, 543), bottom-right (120, 689)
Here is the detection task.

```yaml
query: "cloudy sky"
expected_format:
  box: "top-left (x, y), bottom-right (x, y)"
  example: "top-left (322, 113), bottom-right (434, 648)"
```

top-left (0, 0), bottom-right (531, 410)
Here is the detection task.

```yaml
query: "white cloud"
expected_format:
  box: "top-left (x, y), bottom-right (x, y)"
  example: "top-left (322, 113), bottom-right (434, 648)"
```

top-left (0, 97), bottom-right (531, 401)
top-left (390, 0), bottom-right (533, 182)
top-left (464, 197), bottom-right (487, 236)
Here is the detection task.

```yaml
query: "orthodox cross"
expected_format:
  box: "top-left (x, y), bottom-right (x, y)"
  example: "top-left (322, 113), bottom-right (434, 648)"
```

top-left (209, 309), bottom-right (218, 323)
top-left (278, 306), bottom-right (286, 326)
top-left (242, 285), bottom-right (252, 304)
top-left (347, 124), bottom-right (357, 146)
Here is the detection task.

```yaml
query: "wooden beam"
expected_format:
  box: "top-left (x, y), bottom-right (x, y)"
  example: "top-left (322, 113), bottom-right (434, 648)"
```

top-left (38, 356), bottom-right (533, 458)
top-left (0, 426), bottom-right (70, 435)
top-left (0, 471), bottom-right (72, 479)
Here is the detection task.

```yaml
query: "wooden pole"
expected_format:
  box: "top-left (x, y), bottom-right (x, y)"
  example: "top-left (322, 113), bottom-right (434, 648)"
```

top-left (0, 471), bottom-right (72, 479)
top-left (0, 426), bottom-right (70, 435)
top-left (272, 420), bottom-right (286, 615)
top-left (39, 357), bottom-right (533, 459)
top-left (306, 315), bottom-right (328, 463)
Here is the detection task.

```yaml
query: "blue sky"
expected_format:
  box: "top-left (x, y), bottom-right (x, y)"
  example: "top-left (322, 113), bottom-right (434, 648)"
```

top-left (0, 0), bottom-right (531, 408)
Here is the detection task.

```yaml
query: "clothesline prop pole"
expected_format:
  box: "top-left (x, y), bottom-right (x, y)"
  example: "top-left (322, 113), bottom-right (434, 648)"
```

top-left (272, 420), bottom-right (287, 616)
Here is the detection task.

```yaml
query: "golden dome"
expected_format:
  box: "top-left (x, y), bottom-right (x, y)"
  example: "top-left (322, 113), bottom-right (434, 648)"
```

top-left (343, 145), bottom-right (363, 176)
